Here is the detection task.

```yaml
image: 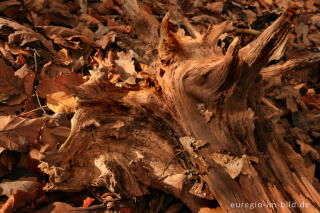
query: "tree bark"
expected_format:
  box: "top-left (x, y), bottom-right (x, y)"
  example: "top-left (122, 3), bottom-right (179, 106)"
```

top-left (39, 4), bottom-right (320, 213)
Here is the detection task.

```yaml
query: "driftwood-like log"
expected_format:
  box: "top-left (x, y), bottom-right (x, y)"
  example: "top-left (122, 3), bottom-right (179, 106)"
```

top-left (39, 4), bottom-right (320, 213)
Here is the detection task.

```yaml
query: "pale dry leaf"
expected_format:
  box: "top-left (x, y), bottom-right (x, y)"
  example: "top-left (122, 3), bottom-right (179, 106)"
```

top-left (0, 177), bottom-right (38, 197)
top-left (55, 49), bottom-right (71, 66)
top-left (211, 153), bottom-right (255, 179)
top-left (46, 91), bottom-right (78, 114)
top-left (115, 51), bottom-right (137, 85)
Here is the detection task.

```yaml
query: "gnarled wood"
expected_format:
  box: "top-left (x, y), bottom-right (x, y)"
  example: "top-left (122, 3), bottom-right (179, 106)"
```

top-left (40, 4), bottom-right (320, 213)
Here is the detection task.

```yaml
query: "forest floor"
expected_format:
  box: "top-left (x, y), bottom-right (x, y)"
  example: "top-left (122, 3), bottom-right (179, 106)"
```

top-left (0, 0), bottom-right (319, 212)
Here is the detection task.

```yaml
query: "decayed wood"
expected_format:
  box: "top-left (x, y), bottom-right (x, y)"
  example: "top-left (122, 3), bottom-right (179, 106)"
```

top-left (39, 4), bottom-right (320, 213)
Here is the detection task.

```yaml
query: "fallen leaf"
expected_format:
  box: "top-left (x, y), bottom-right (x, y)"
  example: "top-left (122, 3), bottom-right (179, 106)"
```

top-left (96, 31), bottom-right (117, 49)
top-left (211, 153), bottom-right (256, 179)
top-left (189, 178), bottom-right (215, 200)
top-left (40, 62), bottom-right (71, 79)
top-left (54, 49), bottom-right (71, 66)
top-left (0, 58), bottom-right (21, 98)
top-left (83, 197), bottom-right (95, 208)
top-left (0, 18), bottom-right (54, 53)
top-left (0, 115), bottom-right (49, 152)
top-left (115, 51), bottom-right (137, 85)
top-left (0, 190), bottom-right (32, 213)
top-left (46, 91), bottom-right (78, 114)
top-left (203, 2), bottom-right (224, 14)
top-left (0, 177), bottom-right (38, 197)
top-left (42, 26), bottom-right (82, 49)
top-left (37, 72), bottom-right (85, 99)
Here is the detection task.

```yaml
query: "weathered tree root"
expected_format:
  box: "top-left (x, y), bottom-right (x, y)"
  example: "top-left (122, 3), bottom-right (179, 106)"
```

top-left (40, 4), bottom-right (320, 213)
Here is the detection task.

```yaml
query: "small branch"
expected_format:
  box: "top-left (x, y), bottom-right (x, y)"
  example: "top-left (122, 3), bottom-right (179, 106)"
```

top-left (261, 54), bottom-right (320, 80)
top-left (19, 105), bottom-right (48, 116)
top-left (239, 5), bottom-right (298, 70)
top-left (33, 52), bottom-right (37, 73)
top-left (235, 28), bottom-right (261, 36)
top-left (169, 18), bottom-right (201, 39)
top-left (34, 90), bottom-right (47, 115)
top-left (261, 97), bottom-right (280, 111)
top-left (33, 52), bottom-right (47, 115)
top-left (181, 17), bottom-right (201, 39)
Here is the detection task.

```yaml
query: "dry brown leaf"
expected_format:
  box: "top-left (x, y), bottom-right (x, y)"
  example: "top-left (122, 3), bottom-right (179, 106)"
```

top-left (40, 62), bottom-right (71, 79)
top-left (36, 0), bottom-right (76, 27)
top-left (210, 153), bottom-right (255, 179)
top-left (0, 58), bottom-right (21, 98)
top-left (0, 177), bottom-right (38, 197)
top-left (0, 115), bottom-right (49, 152)
top-left (24, 72), bottom-right (35, 97)
top-left (42, 25), bottom-right (99, 49)
top-left (54, 49), bottom-right (71, 66)
top-left (37, 72), bottom-right (85, 114)
top-left (37, 72), bottom-right (85, 99)
top-left (0, 190), bottom-right (32, 213)
top-left (4, 42), bottom-right (32, 57)
top-left (42, 26), bottom-right (82, 49)
top-left (46, 91), bottom-right (78, 114)
top-left (203, 2), bottom-right (224, 14)
top-left (40, 125), bottom-right (70, 152)
top-left (115, 51), bottom-right (137, 85)
top-left (0, 18), bottom-right (54, 53)
top-left (96, 31), bottom-right (117, 49)
top-left (5, 94), bottom-right (27, 106)
top-left (0, 41), bottom-right (16, 67)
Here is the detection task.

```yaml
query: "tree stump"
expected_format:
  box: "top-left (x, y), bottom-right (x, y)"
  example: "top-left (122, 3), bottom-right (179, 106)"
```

top-left (39, 4), bottom-right (320, 213)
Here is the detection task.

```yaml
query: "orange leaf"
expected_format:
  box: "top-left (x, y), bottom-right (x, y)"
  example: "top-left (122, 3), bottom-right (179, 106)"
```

top-left (83, 197), bottom-right (95, 208)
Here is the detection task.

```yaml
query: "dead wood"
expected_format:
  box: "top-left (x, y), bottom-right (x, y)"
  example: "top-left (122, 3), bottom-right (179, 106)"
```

top-left (32, 3), bottom-right (320, 213)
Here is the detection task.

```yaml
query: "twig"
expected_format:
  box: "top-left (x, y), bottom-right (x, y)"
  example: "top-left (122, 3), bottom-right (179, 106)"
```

top-left (33, 52), bottom-right (38, 73)
top-left (34, 90), bottom-right (47, 115)
top-left (181, 17), bottom-right (201, 39)
top-left (236, 28), bottom-right (261, 36)
top-left (261, 97), bottom-right (280, 111)
top-left (19, 105), bottom-right (48, 116)
top-left (33, 52), bottom-right (47, 115)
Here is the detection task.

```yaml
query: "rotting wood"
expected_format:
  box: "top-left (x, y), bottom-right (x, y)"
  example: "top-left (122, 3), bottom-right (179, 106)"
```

top-left (38, 4), bottom-right (320, 213)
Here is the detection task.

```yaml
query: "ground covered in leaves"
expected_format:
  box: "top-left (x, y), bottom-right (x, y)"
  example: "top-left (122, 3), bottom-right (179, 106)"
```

top-left (0, 0), bottom-right (319, 212)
